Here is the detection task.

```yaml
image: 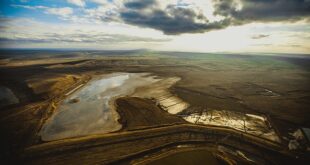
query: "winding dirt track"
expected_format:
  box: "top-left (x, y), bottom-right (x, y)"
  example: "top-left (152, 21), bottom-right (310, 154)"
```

top-left (23, 123), bottom-right (292, 165)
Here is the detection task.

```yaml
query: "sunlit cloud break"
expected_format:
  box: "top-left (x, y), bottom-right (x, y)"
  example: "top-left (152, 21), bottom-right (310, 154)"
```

top-left (0, 0), bottom-right (309, 53)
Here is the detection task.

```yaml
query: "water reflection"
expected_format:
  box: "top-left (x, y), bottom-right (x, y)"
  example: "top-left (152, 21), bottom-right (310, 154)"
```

top-left (40, 72), bottom-right (189, 141)
top-left (40, 73), bottom-right (159, 141)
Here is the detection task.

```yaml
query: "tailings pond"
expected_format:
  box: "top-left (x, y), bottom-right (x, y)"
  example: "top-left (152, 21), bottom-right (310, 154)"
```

top-left (40, 72), bottom-right (188, 141)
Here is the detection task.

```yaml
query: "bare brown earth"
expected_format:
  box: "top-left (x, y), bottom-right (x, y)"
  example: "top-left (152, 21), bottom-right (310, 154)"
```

top-left (115, 97), bottom-right (185, 130)
top-left (22, 125), bottom-right (290, 165)
top-left (0, 50), bottom-right (309, 164)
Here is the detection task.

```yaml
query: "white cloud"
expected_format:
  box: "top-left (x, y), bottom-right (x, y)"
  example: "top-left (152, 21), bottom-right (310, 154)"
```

top-left (11, 4), bottom-right (74, 18)
top-left (0, 18), bottom-right (168, 49)
top-left (11, 4), bottom-right (48, 10)
top-left (90, 0), bottom-right (110, 5)
top-left (4, 1), bottom-right (310, 53)
top-left (45, 7), bottom-right (74, 17)
top-left (67, 0), bottom-right (86, 7)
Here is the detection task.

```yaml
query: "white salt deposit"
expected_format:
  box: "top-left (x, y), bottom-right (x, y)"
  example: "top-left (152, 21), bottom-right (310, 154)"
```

top-left (183, 110), bottom-right (280, 142)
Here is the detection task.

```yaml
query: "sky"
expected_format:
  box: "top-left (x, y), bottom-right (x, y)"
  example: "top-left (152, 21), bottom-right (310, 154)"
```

top-left (0, 0), bottom-right (310, 53)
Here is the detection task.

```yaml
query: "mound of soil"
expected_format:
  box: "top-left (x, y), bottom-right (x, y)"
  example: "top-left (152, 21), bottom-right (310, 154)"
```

top-left (115, 97), bottom-right (185, 130)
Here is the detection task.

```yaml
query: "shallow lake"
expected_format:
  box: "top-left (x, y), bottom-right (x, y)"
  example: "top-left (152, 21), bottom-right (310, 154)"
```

top-left (40, 72), bottom-right (160, 141)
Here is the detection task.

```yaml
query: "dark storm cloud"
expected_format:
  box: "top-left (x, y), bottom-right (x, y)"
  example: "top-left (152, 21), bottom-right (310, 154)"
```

top-left (118, 0), bottom-right (310, 35)
top-left (124, 0), bottom-right (157, 9)
top-left (213, 0), bottom-right (310, 24)
top-left (121, 1), bottom-right (230, 35)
